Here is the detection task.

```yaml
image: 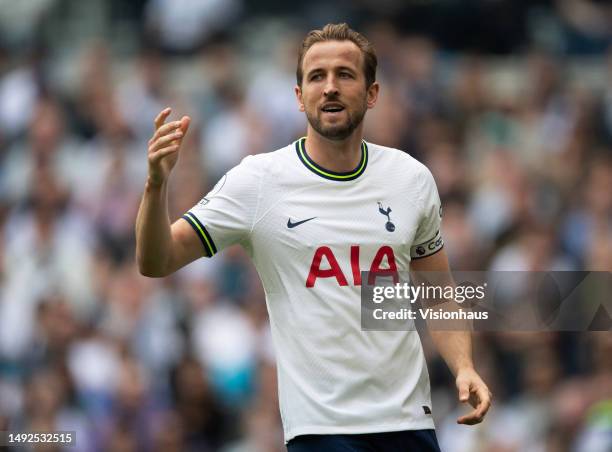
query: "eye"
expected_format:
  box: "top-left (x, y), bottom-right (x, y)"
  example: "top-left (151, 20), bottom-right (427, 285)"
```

top-left (310, 73), bottom-right (323, 81)
top-left (339, 72), bottom-right (353, 79)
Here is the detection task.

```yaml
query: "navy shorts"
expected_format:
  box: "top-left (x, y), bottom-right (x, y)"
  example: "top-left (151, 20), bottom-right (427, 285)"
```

top-left (286, 429), bottom-right (441, 452)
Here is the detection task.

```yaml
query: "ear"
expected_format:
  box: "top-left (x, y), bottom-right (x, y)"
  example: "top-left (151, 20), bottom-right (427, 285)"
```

top-left (366, 82), bottom-right (380, 109)
top-left (295, 85), bottom-right (305, 112)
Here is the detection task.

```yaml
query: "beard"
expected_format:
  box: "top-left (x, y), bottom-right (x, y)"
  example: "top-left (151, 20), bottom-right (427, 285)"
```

top-left (305, 99), bottom-right (367, 140)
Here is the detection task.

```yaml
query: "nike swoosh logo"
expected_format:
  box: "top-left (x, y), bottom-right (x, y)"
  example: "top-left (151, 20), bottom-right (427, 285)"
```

top-left (287, 217), bottom-right (317, 228)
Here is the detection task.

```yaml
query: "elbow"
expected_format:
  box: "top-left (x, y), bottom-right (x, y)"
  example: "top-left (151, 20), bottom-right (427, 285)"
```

top-left (138, 266), bottom-right (166, 278)
top-left (136, 254), bottom-right (168, 278)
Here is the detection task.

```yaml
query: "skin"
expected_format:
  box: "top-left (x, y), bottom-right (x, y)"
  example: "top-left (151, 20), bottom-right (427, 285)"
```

top-left (136, 38), bottom-right (491, 427)
top-left (411, 249), bottom-right (493, 425)
top-left (295, 40), bottom-right (379, 173)
top-left (134, 109), bottom-right (204, 277)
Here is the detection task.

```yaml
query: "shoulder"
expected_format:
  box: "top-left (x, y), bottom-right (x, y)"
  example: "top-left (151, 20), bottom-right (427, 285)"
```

top-left (366, 141), bottom-right (434, 182)
top-left (235, 143), bottom-right (294, 170)
top-left (228, 143), bottom-right (294, 179)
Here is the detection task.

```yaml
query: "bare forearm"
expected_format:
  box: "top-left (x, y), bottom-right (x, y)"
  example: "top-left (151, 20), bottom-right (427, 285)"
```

top-left (430, 330), bottom-right (473, 376)
top-left (411, 250), bottom-right (490, 422)
top-left (432, 329), bottom-right (491, 424)
top-left (135, 178), bottom-right (172, 277)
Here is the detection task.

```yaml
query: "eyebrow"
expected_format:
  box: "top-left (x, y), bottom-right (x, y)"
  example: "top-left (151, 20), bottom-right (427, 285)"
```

top-left (306, 67), bottom-right (325, 78)
top-left (306, 66), bottom-right (357, 78)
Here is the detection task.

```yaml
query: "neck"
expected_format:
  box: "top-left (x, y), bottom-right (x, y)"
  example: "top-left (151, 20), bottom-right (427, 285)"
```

top-left (305, 126), bottom-right (364, 173)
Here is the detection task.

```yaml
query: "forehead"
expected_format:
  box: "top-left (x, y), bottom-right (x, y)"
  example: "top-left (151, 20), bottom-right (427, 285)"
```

top-left (302, 40), bottom-right (363, 73)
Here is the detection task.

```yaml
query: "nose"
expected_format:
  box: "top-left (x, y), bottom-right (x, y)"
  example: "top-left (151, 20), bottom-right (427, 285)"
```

top-left (323, 75), bottom-right (339, 97)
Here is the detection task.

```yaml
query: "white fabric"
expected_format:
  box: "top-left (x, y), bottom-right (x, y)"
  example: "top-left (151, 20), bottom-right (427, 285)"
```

top-left (186, 140), bottom-right (443, 441)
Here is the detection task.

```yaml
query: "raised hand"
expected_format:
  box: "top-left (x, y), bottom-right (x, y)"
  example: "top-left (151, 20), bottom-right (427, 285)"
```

top-left (147, 108), bottom-right (191, 187)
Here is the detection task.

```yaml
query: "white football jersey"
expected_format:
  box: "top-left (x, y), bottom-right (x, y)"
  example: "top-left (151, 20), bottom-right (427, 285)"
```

top-left (183, 138), bottom-right (444, 441)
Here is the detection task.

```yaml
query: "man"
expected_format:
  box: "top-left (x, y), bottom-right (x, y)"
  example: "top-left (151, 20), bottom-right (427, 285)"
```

top-left (136, 23), bottom-right (491, 451)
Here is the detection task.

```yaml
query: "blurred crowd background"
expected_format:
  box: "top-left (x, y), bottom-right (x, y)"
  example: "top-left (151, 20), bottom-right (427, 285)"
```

top-left (1, 0), bottom-right (612, 451)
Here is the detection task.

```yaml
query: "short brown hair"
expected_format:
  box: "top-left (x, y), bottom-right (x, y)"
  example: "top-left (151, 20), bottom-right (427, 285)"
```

top-left (296, 23), bottom-right (377, 88)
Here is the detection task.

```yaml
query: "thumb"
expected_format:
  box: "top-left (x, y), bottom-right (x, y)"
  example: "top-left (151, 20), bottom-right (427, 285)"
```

top-left (457, 381), bottom-right (470, 403)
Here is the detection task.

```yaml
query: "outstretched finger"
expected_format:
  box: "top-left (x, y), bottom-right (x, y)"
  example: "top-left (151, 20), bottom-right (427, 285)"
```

top-left (154, 107), bottom-right (172, 130)
top-left (149, 130), bottom-right (184, 153)
top-left (179, 115), bottom-right (191, 135)
top-left (150, 121), bottom-right (183, 143)
top-left (148, 144), bottom-right (180, 164)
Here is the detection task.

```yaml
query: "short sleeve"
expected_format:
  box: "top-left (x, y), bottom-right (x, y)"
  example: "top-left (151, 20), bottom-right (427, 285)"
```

top-left (182, 156), bottom-right (260, 257)
top-left (410, 167), bottom-right (444, 259)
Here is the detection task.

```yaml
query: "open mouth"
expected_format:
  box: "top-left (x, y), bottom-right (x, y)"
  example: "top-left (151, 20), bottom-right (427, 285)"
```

top-left (321, 103), bottom-right (345, 113)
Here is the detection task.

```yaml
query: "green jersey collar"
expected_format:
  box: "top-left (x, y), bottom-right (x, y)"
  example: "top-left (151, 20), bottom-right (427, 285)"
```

top-left (295, 137), bottom-right (368, 181)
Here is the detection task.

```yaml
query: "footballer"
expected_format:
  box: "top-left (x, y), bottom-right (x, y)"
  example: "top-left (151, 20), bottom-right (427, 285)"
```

top-left (136, 23), bottom-right (491, 452)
